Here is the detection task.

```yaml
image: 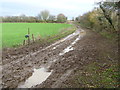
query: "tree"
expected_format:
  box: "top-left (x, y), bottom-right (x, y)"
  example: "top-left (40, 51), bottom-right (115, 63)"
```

top-left (48, 15), bottom-right (56, 22)
top-left (97, 1), bottom-right (119, 31)
top-left (40, 10), bottom-right (50, 21)
top-left (37, 14), bottom-right (42, 21)
top-left (57, 13), bottom-right (67, 23)
top-left (19, 14), bottom-right (26, 22)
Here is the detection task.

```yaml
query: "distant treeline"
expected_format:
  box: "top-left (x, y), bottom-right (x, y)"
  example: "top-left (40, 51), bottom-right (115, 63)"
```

top-left (1, 10), bottom-right (67, 23)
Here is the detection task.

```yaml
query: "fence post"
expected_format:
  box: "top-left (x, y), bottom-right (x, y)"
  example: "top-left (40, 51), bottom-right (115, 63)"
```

top-left (32, 34), bottom-right (35, 43)
top-left (23, 40), bottom-right (25, 45)
top-left (28, 28), bottom-right (30, 45)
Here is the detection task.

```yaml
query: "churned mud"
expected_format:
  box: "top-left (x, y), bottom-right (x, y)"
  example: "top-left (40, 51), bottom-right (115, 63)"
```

top-left (2, 28), bottom-right (86, 88)
top-left (2, 27), bottom-right (118, 88)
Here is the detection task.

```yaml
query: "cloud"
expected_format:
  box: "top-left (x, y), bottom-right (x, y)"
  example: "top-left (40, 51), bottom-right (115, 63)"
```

top-left (1, 0), bottom-right (95, 18)
top-left (1, 0), bottom-right (95, 9)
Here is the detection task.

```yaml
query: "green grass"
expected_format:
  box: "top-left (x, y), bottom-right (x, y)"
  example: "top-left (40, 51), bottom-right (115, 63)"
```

top-left (73, 62), bottom-right (119, 88)
top-left (2, 23), bottom-right (72, 47)
top-left (62, 62), bottom-right (118, 88)
top-left (100, 31), bottom-right (118, 40)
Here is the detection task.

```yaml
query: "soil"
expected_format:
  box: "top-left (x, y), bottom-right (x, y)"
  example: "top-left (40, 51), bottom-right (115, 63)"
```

top-left (1, 27), bottom-right (118, 88)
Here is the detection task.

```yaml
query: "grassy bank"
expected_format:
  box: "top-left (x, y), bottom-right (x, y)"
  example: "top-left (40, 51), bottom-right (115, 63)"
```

top-left (36, 26), bottom-right (76, 45)
top-left (77, 22), bottom-right (118, 41)
top-left (73, 62), bottom-right (119, 88)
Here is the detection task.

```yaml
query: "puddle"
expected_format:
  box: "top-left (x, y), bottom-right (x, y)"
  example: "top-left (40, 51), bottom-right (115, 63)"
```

top-left (18, 67), bottom-right (52, 88)
top-left (53, 47), bottom-right (57, 50)
top-left (71, 35), bottom-right (81, 45)
top-left (59, 30), bottom-right (85, 56)
top-left (59, 35), bottom-right (80, 56)
top-left (52, 30), bottom-right (80, 50)
top-left (59, 46), bottom-right (73, 56)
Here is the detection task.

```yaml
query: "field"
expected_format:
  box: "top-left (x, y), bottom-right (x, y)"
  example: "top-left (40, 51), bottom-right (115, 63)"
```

top-left (2, 23), bottom-right (72, 47)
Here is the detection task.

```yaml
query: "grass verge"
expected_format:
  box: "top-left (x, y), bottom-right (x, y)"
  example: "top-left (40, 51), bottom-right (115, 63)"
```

top-left (74, 62), bottom-right (119, 88)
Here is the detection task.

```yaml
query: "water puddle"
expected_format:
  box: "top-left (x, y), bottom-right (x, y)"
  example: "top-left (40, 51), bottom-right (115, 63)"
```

top-left (59, 35), bottom-right (80, 56)
top-left (18, 67), bottom-right (52, 88)
top-left (71, 35), bottom-right (81, 45)
top-left (59, 29), bottom-right (85, 56)
top-left (52, 30), bottom-right (80, 50)
top-left (59, 46), bottom-right (73, 56)
top-left (53, 47), bottom-right (57, 50)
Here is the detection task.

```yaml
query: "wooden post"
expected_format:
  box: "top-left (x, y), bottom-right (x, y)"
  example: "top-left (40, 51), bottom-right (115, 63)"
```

top-left (23, 40), bottom-right (25, 45)
top-left (32, 34), bottom-right (35, 43)
top-left (28, 28), bottom-right (30, 45)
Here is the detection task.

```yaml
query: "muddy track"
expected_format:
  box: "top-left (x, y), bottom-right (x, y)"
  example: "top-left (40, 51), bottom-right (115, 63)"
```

top-left (2, 29), bottom-right (86, 88)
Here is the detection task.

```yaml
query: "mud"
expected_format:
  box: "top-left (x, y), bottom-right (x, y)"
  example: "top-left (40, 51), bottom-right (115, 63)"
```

top-left (2, 28), bottom-right (85, 88)
top-left (2, 27), bottom-right (118, 88)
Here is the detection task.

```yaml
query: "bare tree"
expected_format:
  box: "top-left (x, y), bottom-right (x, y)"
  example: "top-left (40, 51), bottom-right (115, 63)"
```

top-left (37, 14), bottom-right (42, 21)
top-left (40, 10), bottom-right (50, 21)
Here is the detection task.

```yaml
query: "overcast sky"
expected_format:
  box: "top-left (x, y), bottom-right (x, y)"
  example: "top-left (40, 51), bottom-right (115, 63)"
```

top-left (0, 0), bottom-right (99, 19)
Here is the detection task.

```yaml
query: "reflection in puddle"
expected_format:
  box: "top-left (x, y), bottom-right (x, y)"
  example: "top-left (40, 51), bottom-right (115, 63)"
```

top-left (59, 46), bottom-right (73, 56)
top-left (59, 30), bottom-right (85, 56)
top-left (18, 67), bottom-right (52, 88)
top-left (52, 30), bottom-right (80, 50)
top-left (71, 35), bottom-right (81, 45)
top-left (59, 35), bottom-right (80, 56)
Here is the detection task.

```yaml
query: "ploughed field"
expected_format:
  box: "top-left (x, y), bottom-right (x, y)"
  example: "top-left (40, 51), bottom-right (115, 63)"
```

top-left (2, 23), bottom-right (72, 47)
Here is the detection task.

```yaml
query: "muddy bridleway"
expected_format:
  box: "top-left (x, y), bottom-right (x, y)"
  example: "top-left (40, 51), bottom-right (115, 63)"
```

top-left (2, 28), bottom-right (86, 88)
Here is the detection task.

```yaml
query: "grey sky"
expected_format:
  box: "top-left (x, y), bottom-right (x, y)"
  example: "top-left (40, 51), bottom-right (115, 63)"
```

top-left (1, 0), bottom-right (98, 19)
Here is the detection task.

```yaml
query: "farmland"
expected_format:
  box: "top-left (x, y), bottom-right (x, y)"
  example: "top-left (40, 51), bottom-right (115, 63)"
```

top-left (2, 23), bottom-right (72, 47)
top-left (1, 0), bottom-right (119, 88)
